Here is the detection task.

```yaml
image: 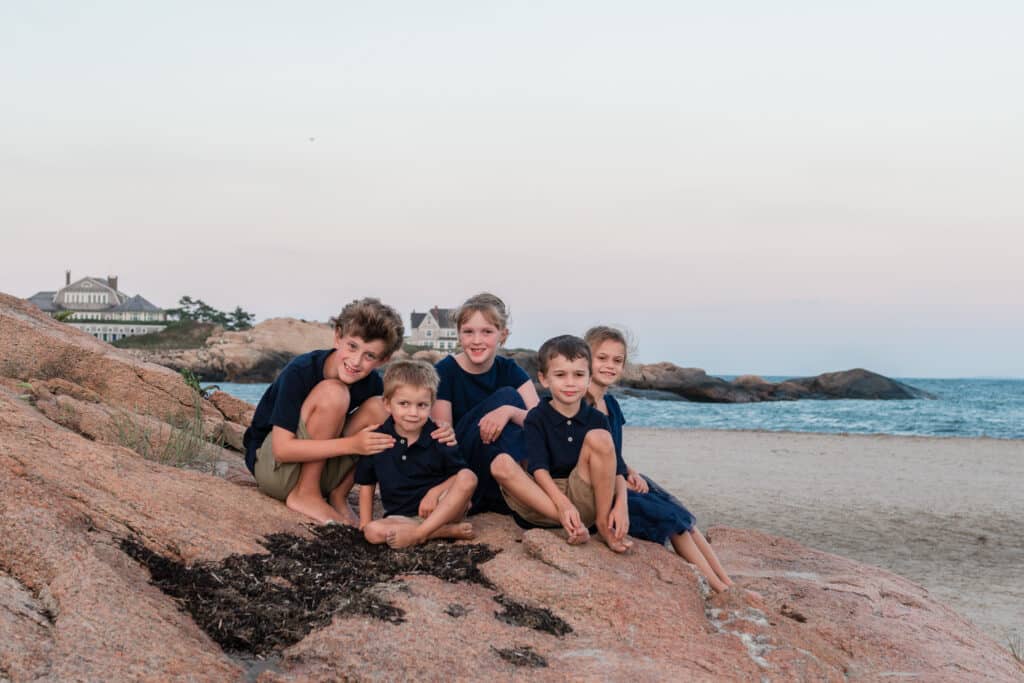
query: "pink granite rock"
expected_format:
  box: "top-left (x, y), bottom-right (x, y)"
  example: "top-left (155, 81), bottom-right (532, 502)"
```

top-left (1, 292), bottom-right (1019, 681)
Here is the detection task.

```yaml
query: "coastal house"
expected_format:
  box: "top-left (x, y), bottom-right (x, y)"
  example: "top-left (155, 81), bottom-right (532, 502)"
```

top-left (26, 271), bottom-right (171, 342)
top-left (408, 306), bottom-right (458, 351)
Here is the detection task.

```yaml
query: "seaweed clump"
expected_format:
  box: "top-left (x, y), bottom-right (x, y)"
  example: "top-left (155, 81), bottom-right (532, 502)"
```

top-left (121, 524), bottom-right (497, 655)
top-left (493, 594), bottom-right (573, 636)
top-left (492, 645), bottom-right (548, 668)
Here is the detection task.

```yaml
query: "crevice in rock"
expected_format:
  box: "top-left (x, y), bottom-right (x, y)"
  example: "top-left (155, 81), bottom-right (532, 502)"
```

top-left (120, 524), bottom-right (498, 656)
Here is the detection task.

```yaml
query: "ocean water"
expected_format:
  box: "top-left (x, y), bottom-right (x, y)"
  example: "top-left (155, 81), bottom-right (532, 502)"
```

top-left (215, 377), bottom-right (1024, 440)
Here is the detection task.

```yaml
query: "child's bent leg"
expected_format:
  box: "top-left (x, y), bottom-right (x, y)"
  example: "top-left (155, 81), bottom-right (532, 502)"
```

top-left (387, 470), bottom-right (478, 549)
top-left (286, 380), bottom-right (351, 524)
top-left (670, 530), bottom-right (730, 593)
top-left (577, 430), bottom-right (627, 553)
top-left (490, 454), bottom-right (561, 521)
top-left (342, 396), bottom-right (388, 436)
top-left (689, 526), bottom-right (733, 587)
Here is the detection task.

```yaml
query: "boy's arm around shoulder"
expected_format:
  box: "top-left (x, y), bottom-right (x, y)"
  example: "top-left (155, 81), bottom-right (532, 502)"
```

top-left (270, 423), bottom-right (395, 464)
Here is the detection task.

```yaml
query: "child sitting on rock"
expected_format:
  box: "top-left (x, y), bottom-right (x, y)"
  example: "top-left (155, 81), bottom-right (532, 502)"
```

top-left (243, 298), bottom-right (409, 525)
top-left (490, 335), bottom-right (631, 553)
top-left (357, 361), bottom-right (478, 548)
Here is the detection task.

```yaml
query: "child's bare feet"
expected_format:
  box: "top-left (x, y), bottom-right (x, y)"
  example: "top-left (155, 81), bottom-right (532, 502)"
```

top-left (286, 490), bottom-right (344, 525)
top-left (386, 526), bottom-right (425, 549)
top-left (327, 488), bottom-right (359, 526)
top-left (602, 536), bottom-right (631, 553)
top-left (566, 527), bottom-right (590, 545)
top-left (433, 522), bottom-right (475, 541)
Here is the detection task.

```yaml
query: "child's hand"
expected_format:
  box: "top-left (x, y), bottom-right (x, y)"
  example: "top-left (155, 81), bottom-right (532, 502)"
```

top-left (626, 469), bottom-right (649, 494)
top-left (478, 406), bottom-right (511, 444)
top-left (557, 501), bottom-right (584, 537)
top-left (430, 421), bottom-right (458, 447)
top-left (418, 491), bottom-right (441, 518)
top-left (608, 504), bottom-right (629, 541)
top-left (350, 425), bottom-right (395, 455)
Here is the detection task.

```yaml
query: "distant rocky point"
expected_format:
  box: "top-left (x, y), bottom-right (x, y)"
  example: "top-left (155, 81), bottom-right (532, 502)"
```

top-left (123, 317), bottom-right (934, 402)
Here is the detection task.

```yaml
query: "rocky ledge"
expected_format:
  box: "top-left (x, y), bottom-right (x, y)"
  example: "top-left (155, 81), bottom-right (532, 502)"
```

top-left (2, 293), bottom-right (1015, 681)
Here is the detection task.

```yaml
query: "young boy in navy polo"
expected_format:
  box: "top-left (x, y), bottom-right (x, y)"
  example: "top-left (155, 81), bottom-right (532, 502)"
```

top-left (357, 360), bottom-right (478, 549)
top-left (491, 335), bottom-right (632, 553)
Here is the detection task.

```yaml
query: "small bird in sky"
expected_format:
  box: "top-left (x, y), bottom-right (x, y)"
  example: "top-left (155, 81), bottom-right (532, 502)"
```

top-left (309, 137), bottom-right (316, 142)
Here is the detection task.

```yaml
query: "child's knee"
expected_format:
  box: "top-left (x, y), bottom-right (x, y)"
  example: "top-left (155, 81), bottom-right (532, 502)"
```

top-left (583, 430), bottom-right (615, 459)
top-left (490, 453), bottom-right (516, 481)
top-left (306, 379), bottom-right (352, 414)
top-left (455, 469), bottom-right (478, 491)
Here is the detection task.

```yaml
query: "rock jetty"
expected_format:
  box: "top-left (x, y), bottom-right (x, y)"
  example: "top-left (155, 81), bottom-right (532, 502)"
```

top-left (1, 292), bottom-right (1018, 681)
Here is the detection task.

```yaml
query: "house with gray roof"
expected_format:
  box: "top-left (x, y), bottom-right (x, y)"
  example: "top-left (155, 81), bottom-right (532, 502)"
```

top-left (408, 306), bottom-right (458, 351)
top-left (26, 271), bottom-right (171, 342)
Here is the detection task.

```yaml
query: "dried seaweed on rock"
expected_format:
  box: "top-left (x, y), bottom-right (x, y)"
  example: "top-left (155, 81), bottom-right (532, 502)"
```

top-left (120, 524), bottom-right (497, 656)
top-left (493, 594), bottom-right (573, 636)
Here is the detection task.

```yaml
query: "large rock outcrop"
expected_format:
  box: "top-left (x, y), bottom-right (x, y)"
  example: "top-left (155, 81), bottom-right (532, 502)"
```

top-left (128, 318), bottom-right (336, 382)
top-left (1, 292), bottom-right (1018, 680)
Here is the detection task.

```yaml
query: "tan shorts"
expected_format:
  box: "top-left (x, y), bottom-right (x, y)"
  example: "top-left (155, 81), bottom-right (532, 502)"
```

top-left (253, 421), bottom-right (356, 501)
top-left (502, 467), bottom-right (597, 528)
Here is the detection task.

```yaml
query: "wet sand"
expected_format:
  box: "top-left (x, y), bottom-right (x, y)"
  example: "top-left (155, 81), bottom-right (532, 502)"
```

top-left (624, 428), bottom-right (1024, 644)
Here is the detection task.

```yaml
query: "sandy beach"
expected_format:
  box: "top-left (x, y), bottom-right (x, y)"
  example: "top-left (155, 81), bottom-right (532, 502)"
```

top-left (625, 428), bottom-right (1024, 644)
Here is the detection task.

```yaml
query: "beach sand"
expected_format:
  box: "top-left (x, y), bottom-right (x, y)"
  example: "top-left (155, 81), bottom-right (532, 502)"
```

top-left (625, 428), bottom-right (1024, 644)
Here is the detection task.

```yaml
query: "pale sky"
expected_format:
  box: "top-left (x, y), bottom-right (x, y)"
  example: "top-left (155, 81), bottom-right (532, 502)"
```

top-left (2, 2), bottom-right (1022, 377)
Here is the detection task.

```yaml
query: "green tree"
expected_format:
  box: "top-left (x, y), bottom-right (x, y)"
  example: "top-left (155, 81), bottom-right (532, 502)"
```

top-left (169, 295), bottom-right (254, 330)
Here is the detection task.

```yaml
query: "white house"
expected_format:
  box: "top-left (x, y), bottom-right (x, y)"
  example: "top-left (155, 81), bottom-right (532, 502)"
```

top-left (408, 307), bottom-right (458, 351)
top-left (27, 271), bottom-right (171, 342)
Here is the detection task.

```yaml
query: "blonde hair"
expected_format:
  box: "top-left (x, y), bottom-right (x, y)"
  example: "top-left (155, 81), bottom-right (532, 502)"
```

top-left (454, 292), bottom-right (510, 344)
top-left (383, 360), bottom-right (440, 401)
top-left (330, 298), bottom-right (405, 358)
top-left (583, 325), bottom-right (630, 362)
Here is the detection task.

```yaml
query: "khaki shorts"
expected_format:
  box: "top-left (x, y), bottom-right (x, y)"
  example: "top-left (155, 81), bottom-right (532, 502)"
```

top-left (502, 467), bottom-right (597, 528)
top-left (253, 421), bottom-right (356, 501)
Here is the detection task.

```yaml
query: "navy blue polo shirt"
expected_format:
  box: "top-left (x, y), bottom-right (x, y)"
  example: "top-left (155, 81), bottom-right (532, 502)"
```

top-left (603, 393), bottom-right (627, 459)
top-left (354, 417), bottom-right (467, 517)
top-left (242, 349), bottom-right (384, 473)
top-left (436, 355), bottom-right (531, 425)
top-left (524, 399), bottom-right (627, 479)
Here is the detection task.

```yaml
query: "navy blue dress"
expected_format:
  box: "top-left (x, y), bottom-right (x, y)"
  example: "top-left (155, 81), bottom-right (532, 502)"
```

top-left (436, 355), bottom-right (531, 514)
top-left (603, 393), bottom-right (696, 544)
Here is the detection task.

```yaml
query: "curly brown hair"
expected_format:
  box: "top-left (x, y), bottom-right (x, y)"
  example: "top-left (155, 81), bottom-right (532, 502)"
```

top-left (330, 298), bottom-right (404, 358)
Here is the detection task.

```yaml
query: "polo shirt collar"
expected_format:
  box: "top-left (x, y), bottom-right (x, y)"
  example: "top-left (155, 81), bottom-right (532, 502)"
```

top-left (538, 398), bottom-right (590, 426)
top-left (381, 416), bottom-right (436, 448)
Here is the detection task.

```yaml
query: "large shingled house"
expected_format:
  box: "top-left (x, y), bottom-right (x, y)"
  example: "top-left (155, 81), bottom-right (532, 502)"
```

top-left (408, 306), bottom-right (458, 351)
top-left (27, 271), bottom-right (171, 342)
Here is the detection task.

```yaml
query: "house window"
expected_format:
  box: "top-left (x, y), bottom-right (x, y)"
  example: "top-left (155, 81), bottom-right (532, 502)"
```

top-left (426, 330), bottom-right (432, 337)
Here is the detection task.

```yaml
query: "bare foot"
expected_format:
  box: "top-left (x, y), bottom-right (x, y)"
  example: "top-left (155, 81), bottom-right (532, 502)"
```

top-left (602, 537), bottom-right (631, 554)
top-left (327, 490), bottom-right (359, 526)
top-left (286, 490), bottom-right (344, 525)
top-left (386, 526), bottom-right (425, 549)
top-left (566, 527), bottom-right (591, 545)
top-left (431, 522), bottom-right (475, 541)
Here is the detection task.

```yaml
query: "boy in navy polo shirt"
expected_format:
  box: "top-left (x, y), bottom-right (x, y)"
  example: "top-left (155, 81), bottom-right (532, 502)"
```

top-left (491, 335), bottom-right (631, 553)
top-left (357, 360), bottom-right (478, 549)
top-left (243, 298), bottom-right (408, 525)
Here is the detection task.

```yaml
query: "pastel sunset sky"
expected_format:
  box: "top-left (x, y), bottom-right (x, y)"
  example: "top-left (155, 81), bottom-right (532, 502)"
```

top-left (3, 2), bottom-right (1021, 377)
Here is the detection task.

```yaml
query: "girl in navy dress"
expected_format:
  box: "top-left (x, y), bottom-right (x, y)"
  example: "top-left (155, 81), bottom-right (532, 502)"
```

top-left (432, 293), bottom-right (540, 513)
top-left (584, 326), bottom-right (739, 594)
